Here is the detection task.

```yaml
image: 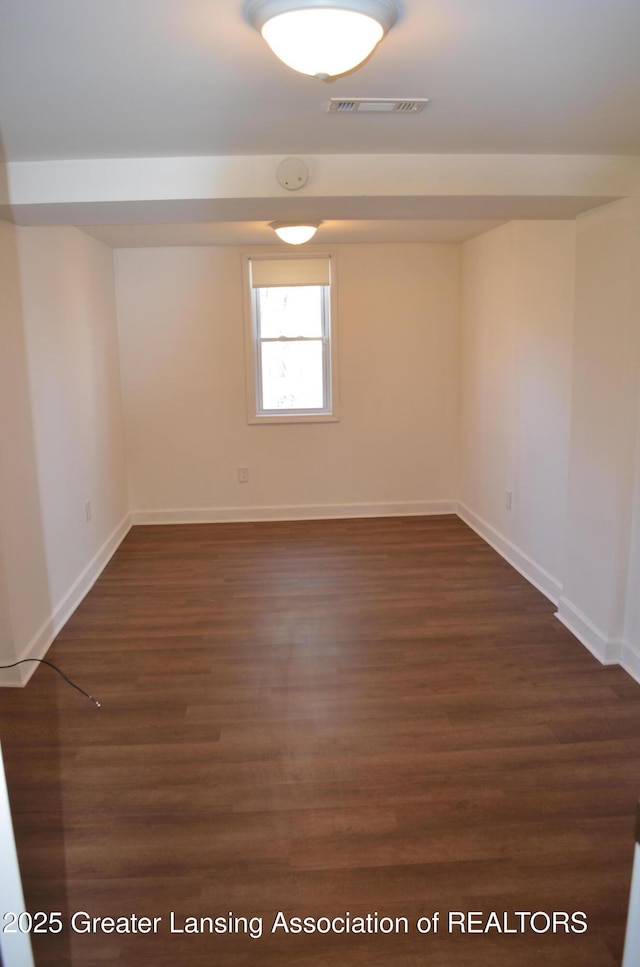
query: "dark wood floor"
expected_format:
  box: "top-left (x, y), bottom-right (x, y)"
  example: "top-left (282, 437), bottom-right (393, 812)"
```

top-left (1, 515), bottom-right (640, 966)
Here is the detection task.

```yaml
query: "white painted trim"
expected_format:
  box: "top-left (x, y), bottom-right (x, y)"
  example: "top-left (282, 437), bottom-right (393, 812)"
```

top-left (132, 500), bottom-right (456, 525)
top-left (555, 596), bottom-right (622, 665)
top-left (0, 513), bottom-right (132, 688)
top-left (0, 743), bottom-right (34, 966)
top-left (242, 248), bottom-right (340, 425)
top-left (454, 503), bottom-right (640, 685)
top-left (623, 843), bottom-right (640, 967)
top-left (456, 502), bottom-right (563, 605)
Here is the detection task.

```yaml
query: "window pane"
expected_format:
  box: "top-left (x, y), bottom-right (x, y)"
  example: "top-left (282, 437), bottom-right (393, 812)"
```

top-left (260, 340), bottom-right (324, 410)
top-left (258, 286), bottom-right (323, 338)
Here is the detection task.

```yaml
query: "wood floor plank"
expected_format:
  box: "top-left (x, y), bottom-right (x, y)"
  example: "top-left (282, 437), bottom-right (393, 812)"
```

top-left (1, 515), bottom-right (639, 966)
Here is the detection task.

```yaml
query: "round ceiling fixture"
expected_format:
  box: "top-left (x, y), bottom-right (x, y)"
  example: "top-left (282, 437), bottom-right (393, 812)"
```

top-left (247, 0), bottom-right (398, 80)
top-left (270, 221), bottom-right (322, 244)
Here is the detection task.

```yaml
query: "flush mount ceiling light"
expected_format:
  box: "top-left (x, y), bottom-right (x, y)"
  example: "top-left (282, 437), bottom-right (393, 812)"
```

top-left (247, 0), bottom-right (398, 80)
top-left (270, 221), bottom-right (322, 244)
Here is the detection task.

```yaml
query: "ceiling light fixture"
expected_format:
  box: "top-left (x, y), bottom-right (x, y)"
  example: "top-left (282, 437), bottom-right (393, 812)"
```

top-left (270, 221), bottom-right (321, 244)
top-left (247, 0), bottom-right (398, 80)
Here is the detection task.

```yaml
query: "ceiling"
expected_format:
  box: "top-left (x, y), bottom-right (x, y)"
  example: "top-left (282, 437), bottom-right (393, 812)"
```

top-left (1, 0), bottom-right (639, 245)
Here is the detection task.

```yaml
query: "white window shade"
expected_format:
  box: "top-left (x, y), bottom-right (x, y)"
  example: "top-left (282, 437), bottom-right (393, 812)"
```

top-left (249, 256), bottom-right (331, 288)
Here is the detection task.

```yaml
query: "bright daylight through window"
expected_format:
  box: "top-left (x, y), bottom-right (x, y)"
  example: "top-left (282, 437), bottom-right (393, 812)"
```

top-left (244, 254), bottom-right (338, 423)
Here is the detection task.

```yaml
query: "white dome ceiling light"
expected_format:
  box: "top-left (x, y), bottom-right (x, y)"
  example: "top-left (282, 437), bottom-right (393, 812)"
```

top-left (270, 221), bottom-right (322, 244)
top-left (247, 0), bottom-right (398, 80)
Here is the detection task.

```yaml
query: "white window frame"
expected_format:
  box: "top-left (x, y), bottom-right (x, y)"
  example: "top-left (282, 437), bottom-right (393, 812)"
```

top-left (242, 250), bottom-right (339, 424)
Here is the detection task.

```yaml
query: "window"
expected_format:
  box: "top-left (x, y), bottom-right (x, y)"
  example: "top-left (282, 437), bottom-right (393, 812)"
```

top-left (243, 253), bottom-right (338, 423)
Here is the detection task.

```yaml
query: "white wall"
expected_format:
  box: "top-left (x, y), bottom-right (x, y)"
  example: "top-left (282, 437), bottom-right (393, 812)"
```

top-left (624, 375), bottom-right (640, 676)
top-left (115, 243), bottom-right (460, 521)
top-left (558, 198), bottom-right (640, 665)
top-left (458, 223), bottom-right (517, 538)
top-left (458, 221), bottom-right (576, 600)
top-left (0, 224), bottom-right (129, 685)
top-left (0, 219), bottom-right (51, 682)
top-left (457, 207), bottom-right (640, 680)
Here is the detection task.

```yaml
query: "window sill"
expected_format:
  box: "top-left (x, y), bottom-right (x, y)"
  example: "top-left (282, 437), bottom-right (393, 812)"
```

top-left (248, 413), bottom-right (339, 425)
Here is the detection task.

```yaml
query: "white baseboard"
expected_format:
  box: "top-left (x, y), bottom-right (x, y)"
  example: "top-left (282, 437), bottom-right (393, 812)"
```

top-left (131, 500), bottom-right (457, 525)
top-left (6, 502), bottom-right (639, 691)
top-left (456, 502), bottom-right (563, 605)
top-left (555, 596), bottom-right (622, 665)
top-left (1, 513), bottom-right (132, 688)
top-left (454, 504), bottom-right (640, 685)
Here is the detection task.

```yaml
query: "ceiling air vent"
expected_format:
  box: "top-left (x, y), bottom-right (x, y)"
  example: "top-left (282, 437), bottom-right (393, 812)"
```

top-left (328, 98), bottom-right (429, 114)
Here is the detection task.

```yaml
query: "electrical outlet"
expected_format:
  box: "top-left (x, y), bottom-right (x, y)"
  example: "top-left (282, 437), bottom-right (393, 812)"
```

top-left (237, 467), bottom-right (249, 484)
top-left (505, 490), bottom-right (512, 511)
top-left (85, 500), bottom-right (92, 522)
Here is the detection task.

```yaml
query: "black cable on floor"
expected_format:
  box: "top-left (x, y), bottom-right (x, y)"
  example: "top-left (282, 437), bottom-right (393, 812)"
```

top-left (0, 659), bottom-right (101, 708)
